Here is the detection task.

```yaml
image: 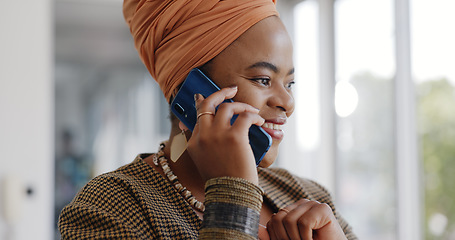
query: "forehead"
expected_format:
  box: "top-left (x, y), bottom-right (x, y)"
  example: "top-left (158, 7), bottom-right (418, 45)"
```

top-left (214, 16), bottom-right (293, 70)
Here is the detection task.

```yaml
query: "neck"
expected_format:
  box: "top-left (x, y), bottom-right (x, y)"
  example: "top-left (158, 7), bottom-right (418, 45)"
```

top-left (164, 125), bottom-right (206, 197)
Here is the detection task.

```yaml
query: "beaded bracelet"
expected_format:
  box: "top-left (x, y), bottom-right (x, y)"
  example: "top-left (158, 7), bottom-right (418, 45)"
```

top-left (205, 177), bottom-right (264, 212)
top-left (200, 177), bottom-right (264, 240)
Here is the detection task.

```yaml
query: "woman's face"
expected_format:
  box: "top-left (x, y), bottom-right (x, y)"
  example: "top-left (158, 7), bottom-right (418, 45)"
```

top-left (203, 16), bottom-right (295, 167)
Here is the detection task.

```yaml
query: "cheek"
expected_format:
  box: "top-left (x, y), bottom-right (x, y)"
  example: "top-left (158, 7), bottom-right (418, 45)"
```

top-left (234, 86), bottom-right (266, 109)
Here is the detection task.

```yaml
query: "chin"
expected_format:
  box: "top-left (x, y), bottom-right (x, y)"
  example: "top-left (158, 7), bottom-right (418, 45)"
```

top-left (257, 144), bottom-right (279, 168)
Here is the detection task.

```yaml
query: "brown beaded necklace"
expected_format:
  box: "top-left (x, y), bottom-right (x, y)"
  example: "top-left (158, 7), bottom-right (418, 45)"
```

top-left (153, 142), bottom-right (205, 212)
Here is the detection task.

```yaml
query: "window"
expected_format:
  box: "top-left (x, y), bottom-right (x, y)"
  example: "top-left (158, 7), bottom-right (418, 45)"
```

top-left (335, 0), bottom-right (396, 239)
top-left (281, 0), bottom-right (425, 239)
top-left (412, 0), bottom-right (455, 239)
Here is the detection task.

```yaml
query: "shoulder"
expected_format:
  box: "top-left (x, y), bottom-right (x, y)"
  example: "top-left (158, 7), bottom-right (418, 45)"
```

top-left (258, 167), bottom-right (332, 203)
top-left (59, 154), bottom-right (160, 239)
top-left (76, 155), bottom-right (155, 199)
top-left (63, 154), bottom-right (159, 212)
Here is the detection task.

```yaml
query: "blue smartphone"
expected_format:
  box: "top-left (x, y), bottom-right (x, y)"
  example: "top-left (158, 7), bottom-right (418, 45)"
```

top-left (171, 68), bottom-right (272, 166)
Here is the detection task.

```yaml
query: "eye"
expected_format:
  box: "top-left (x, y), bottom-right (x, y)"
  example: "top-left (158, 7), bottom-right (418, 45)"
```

top-left (286, 80), bottom-right (295, 90)
top-left (250, 77), bottom-right (271, 86)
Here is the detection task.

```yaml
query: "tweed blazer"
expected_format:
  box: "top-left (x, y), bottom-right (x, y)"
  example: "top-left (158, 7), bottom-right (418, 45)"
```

top-left (59, 154), bottom-right (357, 239)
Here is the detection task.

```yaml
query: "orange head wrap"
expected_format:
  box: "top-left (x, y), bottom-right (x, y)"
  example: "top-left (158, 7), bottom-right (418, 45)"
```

top-left (123, 0), bottom-right (278, 102)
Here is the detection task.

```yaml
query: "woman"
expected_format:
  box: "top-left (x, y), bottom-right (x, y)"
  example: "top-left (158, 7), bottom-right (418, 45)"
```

top-left (59, 0), bottom-right (357, 239)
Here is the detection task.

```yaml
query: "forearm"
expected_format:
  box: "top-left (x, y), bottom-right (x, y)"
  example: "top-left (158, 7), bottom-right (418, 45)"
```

top-left (199, 177), bottom-right (263, 240)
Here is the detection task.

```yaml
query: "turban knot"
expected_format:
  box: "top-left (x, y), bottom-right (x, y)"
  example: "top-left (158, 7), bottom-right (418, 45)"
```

top-left (123, 0), bottom-right (278, 101)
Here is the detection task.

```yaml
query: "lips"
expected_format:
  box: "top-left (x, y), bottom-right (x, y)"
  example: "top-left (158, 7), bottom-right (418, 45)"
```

top-left (261, 118), bottom-right (286, 140)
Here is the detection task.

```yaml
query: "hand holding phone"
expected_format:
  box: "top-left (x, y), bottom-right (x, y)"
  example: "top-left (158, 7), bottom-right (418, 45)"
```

top-left (171, 68), bottom-right (272, 166)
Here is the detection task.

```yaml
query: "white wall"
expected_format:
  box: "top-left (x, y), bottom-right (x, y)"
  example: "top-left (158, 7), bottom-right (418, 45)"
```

top-left (0, 1), bottom-right (54, 239)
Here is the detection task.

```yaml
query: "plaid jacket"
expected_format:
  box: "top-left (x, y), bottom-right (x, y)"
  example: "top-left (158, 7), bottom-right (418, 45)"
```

top-left (59, 154), bottom-right (357, 239)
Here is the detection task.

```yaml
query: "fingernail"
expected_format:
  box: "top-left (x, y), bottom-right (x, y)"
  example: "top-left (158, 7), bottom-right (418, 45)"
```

top-left (194, 93), bottom-right (201, 102)
top-left (230, 85), bottom-right (238, 90)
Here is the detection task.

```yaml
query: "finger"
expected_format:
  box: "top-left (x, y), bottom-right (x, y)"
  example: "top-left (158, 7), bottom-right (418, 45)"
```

top-left (196, 86), bottom-right (238, 113)
top-left (297, 203), bottom-right (334, 239)
top-left (194, 94), bottom-right (215, 127)
top-left (195, 87), bottom-right (238, 127)
top-left (194, 93), bottom-right (205, 110)
top-left (230, 112), bottom-right (265, 134)
top-left (281, 203), bottom-right (315, 239)
top-left (191, 94), bottom-right (205, 135)
top-left (266, 218), bottom-right (276, 240)
top-left (268, 213), bottom-right (290, 240)
top-left (271, 200), bottom-right (312, 239)
top-left (258, 225), bottom-right (270, 240)
top-left (214, 102), bottom-right (259, 127)
top-left (281, 198), bottom-right (312, 212)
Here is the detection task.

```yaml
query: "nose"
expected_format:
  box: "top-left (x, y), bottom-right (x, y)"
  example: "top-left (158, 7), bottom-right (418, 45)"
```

top-left (267, 85), bottom-right (295, 116)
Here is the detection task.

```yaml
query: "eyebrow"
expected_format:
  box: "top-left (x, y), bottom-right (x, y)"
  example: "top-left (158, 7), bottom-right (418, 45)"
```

top-left (247, 61), bottom-right (294, 75)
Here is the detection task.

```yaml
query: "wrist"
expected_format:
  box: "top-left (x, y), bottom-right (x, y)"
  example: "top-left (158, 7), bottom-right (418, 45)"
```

top-left (200, 177), bottom-right (264, 240)
top-left (204, 176), bottom-right (263, 211)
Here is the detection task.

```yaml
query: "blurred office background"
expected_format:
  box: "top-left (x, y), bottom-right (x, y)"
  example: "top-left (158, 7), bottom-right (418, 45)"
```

top-left (1, 0), bottom-right (454, 239)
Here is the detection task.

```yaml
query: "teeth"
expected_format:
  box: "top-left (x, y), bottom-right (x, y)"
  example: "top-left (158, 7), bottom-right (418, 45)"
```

top-left (262, 122), bottom-right (282, 130)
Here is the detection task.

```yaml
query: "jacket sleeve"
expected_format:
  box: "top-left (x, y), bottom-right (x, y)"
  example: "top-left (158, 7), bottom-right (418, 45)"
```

top-left (58, 175), bottom-right (152, 239)
top-left (59, 175), bottom-right (264, 240)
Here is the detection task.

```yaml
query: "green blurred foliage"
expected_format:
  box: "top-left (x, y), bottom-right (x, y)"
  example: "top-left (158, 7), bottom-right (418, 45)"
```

top-left (417, 78), bottom-right (455, 239)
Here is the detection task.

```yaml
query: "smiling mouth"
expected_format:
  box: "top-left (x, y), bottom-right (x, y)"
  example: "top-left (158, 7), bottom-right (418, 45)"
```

top-left (262, 122), bottom-right (283, 130)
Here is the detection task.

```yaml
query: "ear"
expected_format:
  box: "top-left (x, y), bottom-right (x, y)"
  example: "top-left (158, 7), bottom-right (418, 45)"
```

top-left (178, 121), bottom-right (189, 131)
